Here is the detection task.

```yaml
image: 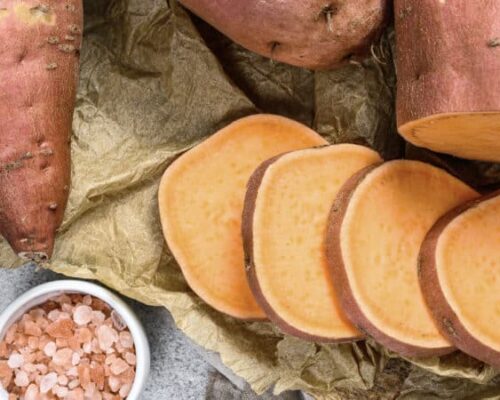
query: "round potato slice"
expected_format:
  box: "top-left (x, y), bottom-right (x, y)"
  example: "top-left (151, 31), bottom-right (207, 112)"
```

top-left (327, 160), bottom-right (478, 356)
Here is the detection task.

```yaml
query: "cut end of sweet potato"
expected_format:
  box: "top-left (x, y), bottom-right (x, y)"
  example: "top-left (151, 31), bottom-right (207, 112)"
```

top-left (399, 113), bottom-right (500, 162)
top-left (158, 114), bottom-right (327, 320)
top-left (243, 144), bottom-right (381, 341)
top-left (419, 191), bottom-right (500, 367)
top-left (327, 160), bottom-right (478, 357)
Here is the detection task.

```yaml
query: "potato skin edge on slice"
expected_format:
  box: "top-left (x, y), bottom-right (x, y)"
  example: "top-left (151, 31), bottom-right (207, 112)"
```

top-left (242, 147), bottom-right (365, 343)
top-left (326, 162), bottom-right (456, 358)
top-left (419, 190), bottom-right (500, 368)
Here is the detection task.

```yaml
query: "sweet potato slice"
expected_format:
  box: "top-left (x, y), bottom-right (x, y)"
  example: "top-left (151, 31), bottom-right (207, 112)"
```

top-left (395, 0), bottom-right (500, 162)
top-left (0, 1), bottom-right (83, 261)
top-left (158, 115), bottom-right (327, 319)
top-left (419, 191), bottom-right (500, 367)
top-left (327, 160), bottom-right (478, 356)
top-left (243, 145), bottom-right (381, 341)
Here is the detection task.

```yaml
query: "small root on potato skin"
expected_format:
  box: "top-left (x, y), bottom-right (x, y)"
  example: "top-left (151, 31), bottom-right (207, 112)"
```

top-left (317, 3), bottom-right (339, 33)
top-left (48, 203), bottom-right (58, 210)
top-left (442, 318), bottom-right (458, 338)
top-left (47, 36), bottom-right (59, 45)
top-left (487, 38), bottom-right (500, 48)
top-left (18, 251), bottom-right (49, 264)
top-left (46, 62), bottom-right (58, 70)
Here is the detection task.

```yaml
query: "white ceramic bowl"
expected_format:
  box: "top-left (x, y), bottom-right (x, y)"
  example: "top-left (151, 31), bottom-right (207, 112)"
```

top-left (0, 280), bottom-right (150, 400)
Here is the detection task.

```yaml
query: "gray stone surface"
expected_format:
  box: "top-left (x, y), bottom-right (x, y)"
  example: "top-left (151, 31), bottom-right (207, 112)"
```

top-left (0, 264), bottom-right (300, 400)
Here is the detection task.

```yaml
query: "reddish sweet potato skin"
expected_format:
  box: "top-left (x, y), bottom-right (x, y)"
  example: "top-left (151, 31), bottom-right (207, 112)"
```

top-left (419, 190), bottom-right (500, 368)
top-left (395, 0), bottom-right (500, 125)
top-left (179, 0), bottom-right (389, 70)
top-left (326, 164), bottom-right (456, 357)
top-left (0, 1), bottom-right (83, 261)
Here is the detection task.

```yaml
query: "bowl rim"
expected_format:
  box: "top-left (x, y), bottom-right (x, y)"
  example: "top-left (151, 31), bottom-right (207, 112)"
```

top-left (0, 280), bottom-right (150, 400)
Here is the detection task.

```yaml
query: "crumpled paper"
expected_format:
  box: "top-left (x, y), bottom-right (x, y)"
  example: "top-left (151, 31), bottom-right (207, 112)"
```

top-left (0, 0), bottom-right (499, 398)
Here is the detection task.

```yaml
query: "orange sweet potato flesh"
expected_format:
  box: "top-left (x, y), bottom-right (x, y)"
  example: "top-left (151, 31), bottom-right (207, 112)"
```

top-left (419, 191), bottom-right (500, 368)
top-left (327, 160), bottom-right (478, 357)
top-left (242, 145), bottom-right (381, 341)
top-left (179, 0), bottom-right (389, 70)
top-left (158, 115), bottom-right (327, 319)
top-left (0, 1), bottom-right (82, 262)
top-left (395, 0), bottom-right (500, 162)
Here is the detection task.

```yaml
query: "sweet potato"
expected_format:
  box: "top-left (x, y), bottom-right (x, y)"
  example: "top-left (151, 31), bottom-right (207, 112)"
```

top-left (158, 114), bottom-right (327, 319)
top-left (327, 160), bottom-right (478, 357)
top-left (179, 0), bottom-right (389, 70)
top-left (419, 191), bottom-right (500, 368)
top-left (395, 0), bottom-right (500, 162)
top-left (0, 1), bottom-right (82, 261)
top-left (242, 144), bottom-right (381, 341)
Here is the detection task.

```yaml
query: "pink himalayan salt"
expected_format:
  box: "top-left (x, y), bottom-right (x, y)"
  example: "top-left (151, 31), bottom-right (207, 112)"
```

top-left (58, 374), bottom-right (69, 386)
top-left (83, 295), bottom-right (92, 306)
top-left (119, 383), bottom-right (132, 398)
top-left (109, 358), bottom-right (128, 375)
top-left (53, 348), bottom-right (73, 366)
top-left (97, 326), bottom-right (118, 351)
top-left (124, 352), bottom-right (136, 366)
top-left (24, 321), bottom-right (42, 337)
top-left (28, 336), bottom-right (39, 350)
top-left (47, 310), bottom-right (60, 322)
top-left (111, 311), bottom-right (127, 332)
top-left (5, 324), bottom-right (17, 344)
top-left (72, 352), bottom-right (81, 366)
top-left (67, 366), bottom-right (78, 377)
top-left (46, 319), bottom-right (74, 339)
top-left (108, 376), bottom-right (120, 393)
top-left (73, 305), bottom-right (93, 326)
top-left (14, 370), bottom-right (29, 387)
top-left (43, 341), bottom-right (57, 357)
top-left (118, 332), bottom-right (133, 349)
top-left (68, 378), bottom-right (80, 389)
top-left (55, 384), bottom-right (69, 397)
top-left (91, 311), bottom-right (106, 325)
top-left (40, 372), bottom-right (58, 393)
top-left (66, 387), bottom-right (85, 400)
top-left (8, 352), bottom-right (24, 369)
top-left (24, 384), bottom-right (39, 400)
top-left (22, 363), bottom-right (37, 373)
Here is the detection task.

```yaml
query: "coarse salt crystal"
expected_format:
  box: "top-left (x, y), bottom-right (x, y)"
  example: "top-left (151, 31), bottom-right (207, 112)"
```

top-left (118, 332), bottom-right (133, 349)
top-left (66, 387), bottom-right (85, 400)
top-left (83, 295), bottom-right (92, 306)
top-left (43, 341), bottom-right (57, 357)
top-left (67, 366), bottom-right (78, 377)
top-left (47, 310), bottom-right (61, 322)
top-left (40, 372), bottom-right (58, 393)
top-left (119, 382), bottom-right (132, 397)
top-left (108, 375), bottom-right (120, 393)
top-left (111, 311), bottom-right (127, 331)
top-left (58, 374), bottom-right (69, 385)
top-left (55, 384), bottom-right (69, 397)
top-left (97, 326), bottom-right (117, 351)
top-left (124, 352), bottom-right (136, 366)
top-left (73, 305), bottom-right (93, 326)
top-left (8, 352), bottom-right (24, 368)
top-left (53, 348), bottom-right (73, 366)
top-left (22, 363), bottom-right (37, 373)
top-left (91, 311), bottom-right (106, 325)
top-left (24, 383), bottom-right (39, 400)
top-left (83, 342), bottom-right (92, 354)
top-left (24, 321), bottom-right (42, 337)
top-left (14, 370), bottom-right (29, 387)
top-left (68, 378), bottom-right (80, 389)
top-left (109, 358), bottom-right (128, 375)
top-left (72, 352), bottom-right (81, 366)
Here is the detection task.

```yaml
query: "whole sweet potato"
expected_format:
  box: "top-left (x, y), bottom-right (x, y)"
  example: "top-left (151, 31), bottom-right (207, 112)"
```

top-left (179, 0), bottom-right (389, 70)
top-left (0, 1), bottom-right (83, 262)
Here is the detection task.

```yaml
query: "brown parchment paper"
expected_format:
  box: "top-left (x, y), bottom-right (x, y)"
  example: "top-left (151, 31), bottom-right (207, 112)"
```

top-left (0, 0), bottom-right (499, 398)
